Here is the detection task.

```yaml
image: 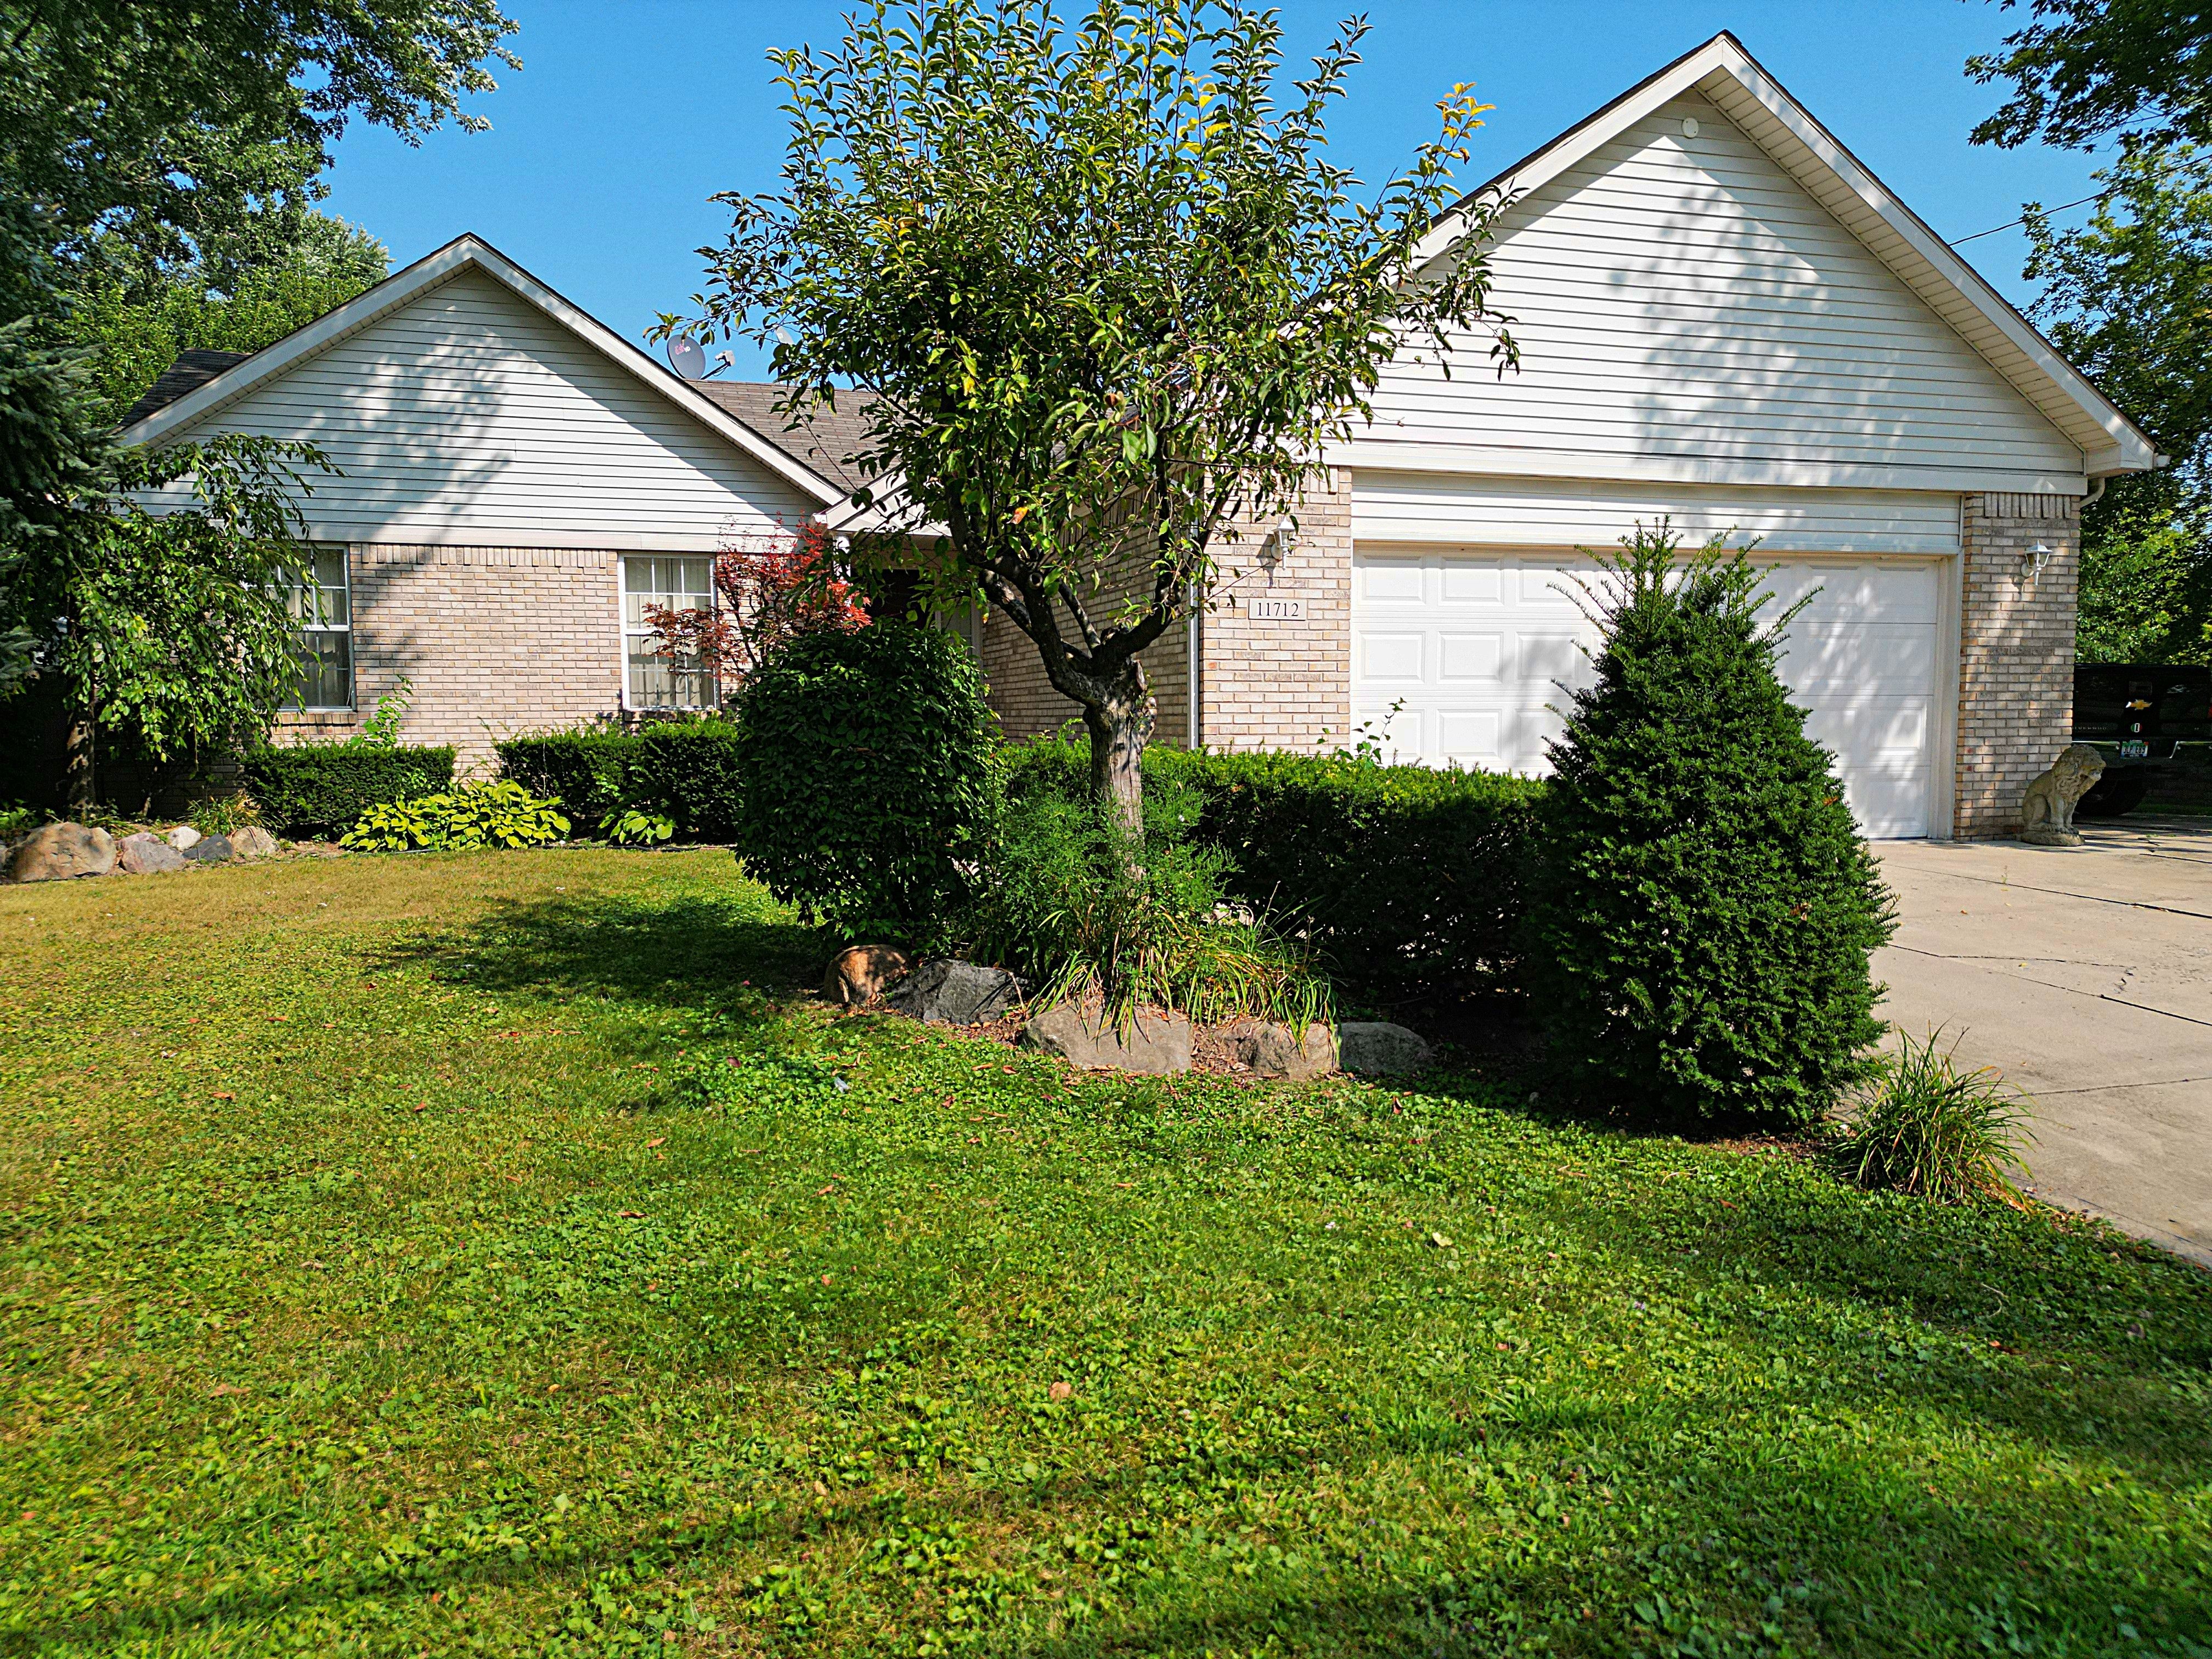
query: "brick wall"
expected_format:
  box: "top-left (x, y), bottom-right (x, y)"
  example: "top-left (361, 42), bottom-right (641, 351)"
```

top-left (274, 543), bottom-right (626, 768)
top-left (974, 471), bottom-right (1353, 754)
top-left (1954, 492), bottom-right (2080, 837)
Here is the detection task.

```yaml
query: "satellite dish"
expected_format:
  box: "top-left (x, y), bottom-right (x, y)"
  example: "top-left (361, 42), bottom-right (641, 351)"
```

top-left (667, 336), bottom-right (707, 380)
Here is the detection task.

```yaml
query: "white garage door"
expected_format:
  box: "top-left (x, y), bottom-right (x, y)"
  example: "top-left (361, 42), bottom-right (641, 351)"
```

top-left (1351, 550), bottom-right (1943, 838)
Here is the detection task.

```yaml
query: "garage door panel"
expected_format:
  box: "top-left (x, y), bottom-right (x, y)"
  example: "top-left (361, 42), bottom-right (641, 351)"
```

top-left (1357, 631), bottom-right (1425, 682)
top-left (1353, 548), bottom-right (1943, 838)
top-left (1359, 557), bottom-right (1425, 603)
top-left (1777, 624), bottom-right (1936, 694)
top-left (1438, 633), bottom-right (1504, 680)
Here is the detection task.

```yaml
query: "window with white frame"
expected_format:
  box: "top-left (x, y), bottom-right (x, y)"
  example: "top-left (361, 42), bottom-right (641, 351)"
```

top-left (284, 546), bottom-right (353, 710)
top-left (622, 554), bottom-right (718, 709)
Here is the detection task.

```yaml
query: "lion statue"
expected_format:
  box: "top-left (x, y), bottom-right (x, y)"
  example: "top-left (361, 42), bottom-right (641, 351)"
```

top-left (2019, 743), bottom-right (2106, 847)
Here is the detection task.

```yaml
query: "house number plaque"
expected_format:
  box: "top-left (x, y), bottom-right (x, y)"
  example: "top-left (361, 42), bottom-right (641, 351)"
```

top-left (1245, 595), bottom-right (1306, 621)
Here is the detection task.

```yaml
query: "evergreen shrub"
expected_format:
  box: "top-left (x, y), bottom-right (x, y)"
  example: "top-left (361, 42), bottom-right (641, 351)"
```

top-left (1000, 738), bottom-right (1543, 1006)
top-left (730, 622), bottom-right (995, 943)
top-left (495, 720), bottom-right (744, 842)
top-left (1520, 526), bottom-right (1895, 1130)
top-left (240, 743), bottom-right (456, 834)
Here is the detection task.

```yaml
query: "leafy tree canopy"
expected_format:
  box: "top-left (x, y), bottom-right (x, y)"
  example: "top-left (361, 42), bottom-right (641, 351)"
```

top-left (672, 0), bottom-right (1514, 824)
top-left (62, 214), bottom-right (391, 428)
top-left (1970, 0), bottom-right (2212, 152)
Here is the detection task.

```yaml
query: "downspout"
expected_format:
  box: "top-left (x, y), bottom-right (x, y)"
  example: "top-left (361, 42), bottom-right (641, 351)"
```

top-left (1186, 582), bottom-right (1202, 751)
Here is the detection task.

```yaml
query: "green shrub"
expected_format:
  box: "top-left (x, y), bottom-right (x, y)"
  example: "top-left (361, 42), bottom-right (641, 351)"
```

top-left (495, 720), bottom-right (743, 842)
top-left (730, 622), bottom-right (995, 944)
top-left (600, 804), bottom-right (675, 845)
top-left (1520, 526), bottom-right (1894, 1130)
top-left (240, 743), bottom-right (456, 834)
top-left (1836, 1030), bottom-right (2034, 1203)
top-left (340, 781), bottom-right (569, 852)
top-left (1001, 737), bottom-right (1543, 1006)
top-left (969, 776), bottom-right (1330, 1029)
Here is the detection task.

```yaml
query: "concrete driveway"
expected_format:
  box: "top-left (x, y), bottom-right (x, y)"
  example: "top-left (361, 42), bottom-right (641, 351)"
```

top-left (1875, 819), bottom-right (2212, 1267)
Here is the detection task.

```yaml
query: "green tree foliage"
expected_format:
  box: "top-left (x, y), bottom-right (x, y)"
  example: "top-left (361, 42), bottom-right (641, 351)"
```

top-left (1974, 3), bottom-right (2212, 663)
top-left (1522, 526), bottom-right (1895, 1131)
top-left (2019, 146), bottom-right (2212, 662)
top-left (674, 0), bottom-right (1514, 829)
top-left (729, 623), bottom-right (996, 945)
top-left (1970, 0), bottom-right (2212, 152)
top-left (14, 436), bottom-right (336, 793)
top-left (64, 215), bottom-right (391, 428)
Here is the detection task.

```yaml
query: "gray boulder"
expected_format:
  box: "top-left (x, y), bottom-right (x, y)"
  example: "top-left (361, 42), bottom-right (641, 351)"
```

top-left (227, 825), bottom-right (279, 860)
top-left (1221, 1017), bottom-right (1338, 1081)
top-left (887, 958), bottom-right (1022, 1026)
top-left (183, 833), bottom-right (235, 865)
top-left (1337, 1021), bottom-right (1432, 1076)
top-left (117, 832), bottom-right (187, 874)
top-left (163, 825), bottom-right (202, 851)
top-left (4, 823), bottom-right (116, 883)
top-left (1022, 1003), bottom-right (1192, 1074)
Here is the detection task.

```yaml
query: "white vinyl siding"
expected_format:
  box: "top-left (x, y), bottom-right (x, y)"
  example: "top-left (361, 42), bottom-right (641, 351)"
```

top-left (153, 269), bottom-right (812, 551)
top-left (1361, 95), bottom-right (2083, 491)
top-left (1352, 547), bottom-right (1943, 838)
top-left (622, 554), bottom-right (717, 710)
top-left (1351, 472), bottom-right (1962, 557)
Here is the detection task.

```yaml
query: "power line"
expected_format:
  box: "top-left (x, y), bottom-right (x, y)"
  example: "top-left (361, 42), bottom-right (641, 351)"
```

top-left (1952, 191), bottom-right (2109, 244)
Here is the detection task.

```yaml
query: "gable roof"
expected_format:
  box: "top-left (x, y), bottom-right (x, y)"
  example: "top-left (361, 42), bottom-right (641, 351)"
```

top-left (1417, 31), bottom-right (2161, 480)
top-left (693, 381), bottom-right (876, 494)
top-left (117, 348), bottom-right (249, 428)
top-left (114, 234), bottom-right (852, 507)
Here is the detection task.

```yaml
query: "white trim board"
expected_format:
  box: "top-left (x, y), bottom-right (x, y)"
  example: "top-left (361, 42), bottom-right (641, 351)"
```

top-left (115, 234), bottom-right (850, 509)
top-left (1412, 31), bottom-right (2161, 481)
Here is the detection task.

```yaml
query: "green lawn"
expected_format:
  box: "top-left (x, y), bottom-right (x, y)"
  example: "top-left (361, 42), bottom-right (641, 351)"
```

top-left (2, 849), bottom-right (2207, 1657)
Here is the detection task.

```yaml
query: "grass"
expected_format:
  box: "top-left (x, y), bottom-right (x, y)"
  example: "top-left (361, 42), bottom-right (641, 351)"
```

top-left (1836, 1030), bottom-right (2036, 1205)
top-left (0, 848), bottom-right (2207, 1658)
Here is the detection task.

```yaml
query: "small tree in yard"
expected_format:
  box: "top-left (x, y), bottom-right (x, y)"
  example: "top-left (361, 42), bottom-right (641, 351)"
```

top-left (670, 0), bottom-right (1515, 830)
top-left (4, 435), bottom-right (334, 807)
top-left (641, 517), bottom-right (870, 690)
top-left (1522, 525), bottom-right (1896, 1132)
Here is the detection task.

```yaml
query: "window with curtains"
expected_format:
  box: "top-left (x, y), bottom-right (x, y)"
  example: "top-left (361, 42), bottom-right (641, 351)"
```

top-left (284, 546), bottom-right (353, 709)
top-left (622, 554), bottom-right (718, 709)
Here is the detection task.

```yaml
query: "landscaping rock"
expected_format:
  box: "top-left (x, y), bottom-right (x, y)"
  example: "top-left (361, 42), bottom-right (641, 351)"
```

top-left (824, 944), bottom-right (910, 1006)
top-left (163, 825), bottom-right (202, 851)
top-left (4, 823), bottom-right (116, 883)
top-left (1221, 1018), bottom-right (1338, 1081)
top-left (117, 832), bottom-right (187, 874)
top-left (183, 833), bottom-right (235, 865)
top-left (1022, 1003), bottom-right (1192, 1074)
top-left (227, 826), bottom-right (279, 860)
top-left (1337, 1021), bottom-right (1432, 1075)
top-left (888, 959), bottom-right (1022, 1026)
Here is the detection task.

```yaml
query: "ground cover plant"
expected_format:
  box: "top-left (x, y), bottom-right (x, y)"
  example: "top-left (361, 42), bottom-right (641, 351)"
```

top-left (1, 850), bottom-right (2207, 1656)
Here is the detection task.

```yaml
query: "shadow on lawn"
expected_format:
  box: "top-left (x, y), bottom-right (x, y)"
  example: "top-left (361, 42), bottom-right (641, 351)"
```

top-left (370, 889), bottom-right (830, 1014)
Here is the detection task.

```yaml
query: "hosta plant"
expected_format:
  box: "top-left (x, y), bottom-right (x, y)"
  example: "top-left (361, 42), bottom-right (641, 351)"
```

top-left (341, 781), bottom-right (569, 852)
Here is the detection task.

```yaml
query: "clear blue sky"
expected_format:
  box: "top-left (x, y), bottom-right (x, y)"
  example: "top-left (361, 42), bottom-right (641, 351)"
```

top-left (323, 1), bottom-right (2112, 379)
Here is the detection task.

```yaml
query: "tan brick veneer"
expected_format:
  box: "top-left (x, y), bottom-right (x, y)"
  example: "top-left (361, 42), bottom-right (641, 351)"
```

top-left (976, 471), bottom-right (1353, 753)
top-left (1953, 492), bottom-right (2081, 838)
top-left (275, 544), bottom-right (625, 768)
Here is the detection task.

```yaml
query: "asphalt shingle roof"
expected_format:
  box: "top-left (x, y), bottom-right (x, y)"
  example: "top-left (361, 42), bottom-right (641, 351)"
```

top-left (115, 349), bottom-right (251, 430)
top-left (693, 381), bottom-right (875, 495)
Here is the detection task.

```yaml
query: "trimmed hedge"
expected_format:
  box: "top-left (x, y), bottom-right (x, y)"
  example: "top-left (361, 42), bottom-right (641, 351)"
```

top-left (495, 721), bottom-right (744, 842)
top-left (1002, 737), bottom-right (1545, 1006)
top-left (240, 743), bottom-right (457, 835)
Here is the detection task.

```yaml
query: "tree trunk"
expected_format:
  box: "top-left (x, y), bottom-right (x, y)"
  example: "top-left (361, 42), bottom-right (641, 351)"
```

top-left (1084, 689), bottom-right (1148, 840)
top-left (64, 712), bottom-right (95, 814)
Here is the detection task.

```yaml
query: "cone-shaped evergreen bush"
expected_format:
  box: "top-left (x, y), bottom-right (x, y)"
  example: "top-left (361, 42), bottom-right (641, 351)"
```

top-left (1522, 524), bottom-right (1895, 1129)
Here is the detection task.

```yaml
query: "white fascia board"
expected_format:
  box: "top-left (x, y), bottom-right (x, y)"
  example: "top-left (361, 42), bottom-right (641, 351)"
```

top-left (1413, 33), bottom-right (2161, 481)
top-left (1326, 440), bottom-right (2090, 499)
top-left (115, 233), bottom-right (850, 507)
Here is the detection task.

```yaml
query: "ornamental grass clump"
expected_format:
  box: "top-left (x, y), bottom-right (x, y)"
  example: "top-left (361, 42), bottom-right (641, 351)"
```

top-left (1522, 523), bottom-right (1896, 1131)
top-left (1837, 1029), bottom-right (2035, 1204)
top-left (969, 778), bottom-right (1330, 1031)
